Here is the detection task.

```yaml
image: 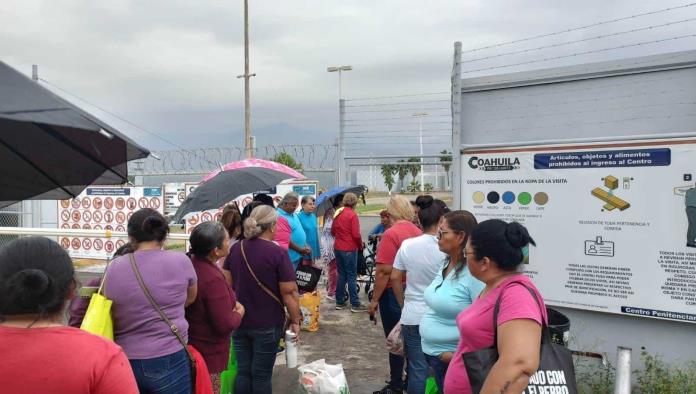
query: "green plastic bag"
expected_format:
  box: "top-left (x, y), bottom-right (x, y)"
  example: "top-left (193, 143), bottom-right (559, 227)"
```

top-left (220, 339), bottom-right (238, 394)
top-left (425, 376), bottom-right (439, 394)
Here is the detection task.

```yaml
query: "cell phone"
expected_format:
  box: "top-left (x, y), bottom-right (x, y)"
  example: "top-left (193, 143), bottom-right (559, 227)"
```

top-left (369, 314), bottom-right (377, 325)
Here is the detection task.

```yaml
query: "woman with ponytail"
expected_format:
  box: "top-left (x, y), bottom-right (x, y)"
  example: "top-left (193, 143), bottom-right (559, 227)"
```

top-left (0, 237), bottom-right (138, 393)
top-left (223, 205), bottom-right (301, 394)
top-left (105, 208), bottom-right (198, 394)
top-left (418, 210), bottom-right (483, 391)
top-left (444, 219), bottom-right (546, 394)
top-left (186, 221), bottom-right (244, 393)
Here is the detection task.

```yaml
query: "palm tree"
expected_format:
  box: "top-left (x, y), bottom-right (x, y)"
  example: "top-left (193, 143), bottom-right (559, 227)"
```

top-left (396, 160), bottom-right (409, 191)
top-left (380, 165), bottom-right (396, 193)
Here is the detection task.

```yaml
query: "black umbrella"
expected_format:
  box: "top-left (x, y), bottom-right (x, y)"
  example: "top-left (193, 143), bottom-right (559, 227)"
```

top-left (172, 166), bottom-right (301, 222)
top-left (0, 61), bottom-right (149, 208)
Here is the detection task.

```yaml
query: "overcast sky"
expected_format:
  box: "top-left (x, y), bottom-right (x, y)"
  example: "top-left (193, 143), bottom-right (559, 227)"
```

top-left (2, 0), bottom-right (695, 155)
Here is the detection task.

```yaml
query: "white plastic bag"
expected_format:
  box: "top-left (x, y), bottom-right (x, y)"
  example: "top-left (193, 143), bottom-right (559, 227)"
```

top-left (386, 322), bottom-right (404, 356)
top-left (298, 359), bottom-right (350, 394)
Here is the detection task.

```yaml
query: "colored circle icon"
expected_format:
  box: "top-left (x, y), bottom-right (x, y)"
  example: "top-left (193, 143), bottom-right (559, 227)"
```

top-left (502, 191), bottom-right (516, 204)
top-left (472, 191), bottom-right (485, 204)
top-left (534, 192), bottom-right (549, 206)
top-left (487, 191), bottom-right (500, 204)
top-left (518, 192), bottom-right (532, 205)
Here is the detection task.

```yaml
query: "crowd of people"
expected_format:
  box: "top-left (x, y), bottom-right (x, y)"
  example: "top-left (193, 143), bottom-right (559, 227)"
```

top-left (0, 189), bottom-right (547, 394)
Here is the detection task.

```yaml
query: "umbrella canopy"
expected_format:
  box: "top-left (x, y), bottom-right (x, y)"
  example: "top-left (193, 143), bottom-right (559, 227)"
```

top-left (315, 185), bottom-right (367, 217)
top-left (202, 158), bottom-right (304, 182)
top-left (0, 61), bottom-right (149, 208)
top-left (172, 166), bottom-right (304, 222)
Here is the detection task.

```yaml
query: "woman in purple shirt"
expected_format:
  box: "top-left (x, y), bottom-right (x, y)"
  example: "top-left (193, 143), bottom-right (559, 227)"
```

top-left (224, 205), bottom-right (302, 394)
top-left (105, 209), bottom-right (198, 394)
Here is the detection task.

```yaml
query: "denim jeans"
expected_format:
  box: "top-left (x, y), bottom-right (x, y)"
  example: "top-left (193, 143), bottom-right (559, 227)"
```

top-left (425, 354), bottom-right (448, 392)
top-left (402, 324), bottom-right (428, 394)
top-left (379, 288), bottom-right (404, 390)
top-left (129, 348), bottom-right (191, 394)
top-left (233, 325), bottom-right (284, 394)
top-left (335, 250), bottom-right (359, 306)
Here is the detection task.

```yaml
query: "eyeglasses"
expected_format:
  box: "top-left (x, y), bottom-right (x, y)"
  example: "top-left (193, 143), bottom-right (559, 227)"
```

top-left (436, 229), bottom-right (452, 239)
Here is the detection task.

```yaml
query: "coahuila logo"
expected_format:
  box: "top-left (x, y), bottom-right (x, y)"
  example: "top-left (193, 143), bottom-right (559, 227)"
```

top-left (468, 156), bottom-right (521, 171)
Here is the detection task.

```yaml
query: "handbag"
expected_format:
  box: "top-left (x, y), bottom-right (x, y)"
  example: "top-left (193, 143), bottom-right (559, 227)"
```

top-left (296, 260), bottom-right (322, 292)
top-left (462, 282), bottom-right (578, 394)
top-left (129, 253), bottom-right (213, 394)
top-left (80, 260), bottom-right (113, 340)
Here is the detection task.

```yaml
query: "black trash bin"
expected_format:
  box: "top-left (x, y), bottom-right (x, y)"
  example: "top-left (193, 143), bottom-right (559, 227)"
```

top-left (546, 307), bottom-right (570, 347)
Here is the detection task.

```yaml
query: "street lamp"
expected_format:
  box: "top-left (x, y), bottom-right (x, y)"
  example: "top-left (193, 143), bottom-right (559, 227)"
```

top-left (327, 65), bottom-right (352, 185)
top-left (412, 112), bottom-right (429, 192)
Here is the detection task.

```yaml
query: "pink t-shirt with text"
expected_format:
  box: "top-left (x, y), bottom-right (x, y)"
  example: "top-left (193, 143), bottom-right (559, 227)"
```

top-left (444, 274), bottom-right (547, 394)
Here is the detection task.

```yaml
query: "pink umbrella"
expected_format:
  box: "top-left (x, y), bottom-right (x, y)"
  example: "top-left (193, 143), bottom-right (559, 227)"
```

top-left (202, 158), bottom-right (305, 183)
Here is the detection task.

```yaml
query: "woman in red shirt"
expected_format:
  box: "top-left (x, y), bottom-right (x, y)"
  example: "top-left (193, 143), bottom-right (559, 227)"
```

top-left (330, 192), bottom-right (367, 312)
top-left (186, 221), bottom-right (245, 393)
top-left (368, 195), bottom-right (422, 394)
top-left (0, 237), bottom-right (138, 394)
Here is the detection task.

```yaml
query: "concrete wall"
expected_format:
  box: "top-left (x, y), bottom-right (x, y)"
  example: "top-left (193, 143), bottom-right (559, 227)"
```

top-left (454, 50), bottom-right (696, 366)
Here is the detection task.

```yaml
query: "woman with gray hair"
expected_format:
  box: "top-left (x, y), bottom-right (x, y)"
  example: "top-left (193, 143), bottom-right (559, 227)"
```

top-left (223, 205), bottom-right (301, 394)
top-left (275, 191), bottom-right (310, 270)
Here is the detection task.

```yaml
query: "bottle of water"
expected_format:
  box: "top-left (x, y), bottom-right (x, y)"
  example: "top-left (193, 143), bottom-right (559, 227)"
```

top-left (285, 330), bottom-right (298, 368)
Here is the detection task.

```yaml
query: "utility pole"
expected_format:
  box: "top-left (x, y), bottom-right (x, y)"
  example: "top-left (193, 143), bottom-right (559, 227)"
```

top-left (412, 112), bottom-right (428, 192)
top-left (327, 66), bottom-right (352, 185)
top-left (237, 0), bottom-right (256, 158)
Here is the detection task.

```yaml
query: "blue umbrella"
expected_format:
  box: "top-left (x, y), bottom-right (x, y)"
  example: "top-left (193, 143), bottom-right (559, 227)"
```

top-left (316, 185), bottom-right (366, 217)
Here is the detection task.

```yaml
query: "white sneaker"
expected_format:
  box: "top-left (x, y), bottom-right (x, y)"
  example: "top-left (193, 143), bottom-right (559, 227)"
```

top-left (326, 294), bottom-right (336, 301)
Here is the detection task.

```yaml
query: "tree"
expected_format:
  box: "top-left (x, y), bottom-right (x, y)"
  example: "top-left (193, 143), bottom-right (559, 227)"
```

top-left (407, 180), bottom-right (421, 193)
top-left (440, 150), bottom-right (453, 189)
top-left (268, 152), bottom-right (303, 172)
top-left (396, 160), bottom-right (409, 190)
top-left (380, 164), bottom-right (396, 192)
top-left (407, 157), bottom-right (421, 181)
top-left (423, 183), bottom-right (434, 193)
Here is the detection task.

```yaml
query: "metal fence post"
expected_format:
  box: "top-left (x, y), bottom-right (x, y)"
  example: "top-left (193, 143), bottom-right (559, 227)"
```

top-left (338, 99), bottom-right (346, 185)
top-left (451, 41), bottom-right (463, 208)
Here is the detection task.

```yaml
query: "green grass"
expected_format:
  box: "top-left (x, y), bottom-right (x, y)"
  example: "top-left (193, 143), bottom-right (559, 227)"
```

top-left (355, 203), bottom-right (385, 215)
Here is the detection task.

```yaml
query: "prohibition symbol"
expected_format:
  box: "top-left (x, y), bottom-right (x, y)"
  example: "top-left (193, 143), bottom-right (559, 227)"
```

top-left (127, 211), bottom-right (134, 221)
top-left (127, 198), bottom-right (137, 210)
top-left (82, 211), bottom-right (92, 222)
top-left (188, 214), bottom-right (200, 226)
top-left (115, 212), bottom-right (126, 224)
top-left (93, 197), bottom-right (103, 209)
top-left (105, 241), bottom-right (114, 253)
top-left (104, 211), bottom-right (114, 223)
top-left (71, 238), bottom-right (81, 250)
top-left (60, 238), bottom-right (70, 249)
top-left (61, 210), bottom-right (70, 222)
top-left (150, 198), bottom-right (161, 209)
top-left (116, 240), bottom-right (126, 249)
top-left (201, 212), bottom-right (213, 222)
top-left (105, 225), bottom-right (113, 231)
top-left (214, 212), bottom-right (222, 221)
top-left (71, 199), bottom-right (81, 209)
top-left (60, 200), bottom-right (70, 209)
top-left (61, 223), bottom-right (70, 229)
top-left (94, 224), bottom-right (103, 230)
top-left (115, 197), bottom-right (126, 210)
top-left (72, 223), bottom-right (81, 230)
top-left (82, 197), bottom-right (91, 209)
top-left (178, 192), bottom-right (185, 203)
top-left (104, 197), bottom-right (114, 210)
top-left (94, 239), bottom-right (104, 251)
top-left (138, 197), bottom-right (149, 209)
top-left (93, 211), bottom-right (103, 222)
top-left (82, 238), bottom-right (92, 250)
top-left (82, 223), bottom-right (92, 230)
top-left (72, 211), bottom-right (81, 222)
top-left (116, 225), bottom-right (125, 232)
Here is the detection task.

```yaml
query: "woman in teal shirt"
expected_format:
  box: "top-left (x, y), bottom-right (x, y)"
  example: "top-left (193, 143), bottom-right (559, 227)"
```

top-left (298, 196), bottom-right (321, 260)
top-left (419, 210), bottom-right (484, 391)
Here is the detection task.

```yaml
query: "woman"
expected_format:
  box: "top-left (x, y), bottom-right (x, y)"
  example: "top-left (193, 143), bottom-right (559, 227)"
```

top-left (186, 221), bottom-right (245, 393)
top-left (223, 205), bottom-right (302, 394)
top-left (444, 220), bottom-right (544, 394)
top-left (105, 208), bottom-right (198, 394)
top-left (331, 192), bottom-right (366, 312)
top-left (320, 193), bottom-right (343, 301)
top-left (219, 204), bottom-right (242, 284)
top-left (368, 209), bottom-right (391, 243)
top-left (368, 195), bottom-right (422, 394)
top-left (0, 237), bottom-right (138, 393)
top-left (298, 195), bottom-right (321, 262)
top-left (389, 196), bottom-right (450, 394)
top-left (276, 192), bottom-right (310, 269)
top-left (419, 210), bottom-right (484, 391)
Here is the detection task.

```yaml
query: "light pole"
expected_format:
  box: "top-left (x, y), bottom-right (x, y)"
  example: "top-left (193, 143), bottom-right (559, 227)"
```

top-left (237, 0), bottom-right (257, 158)
top-left (412, 112), bottom-right (428, 191)
top-left (327, 65), bottom-right (352, 185)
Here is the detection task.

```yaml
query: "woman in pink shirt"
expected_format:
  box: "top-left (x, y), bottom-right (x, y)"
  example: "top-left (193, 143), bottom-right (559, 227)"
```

top-left (444, 219), bottom-right (546, 394)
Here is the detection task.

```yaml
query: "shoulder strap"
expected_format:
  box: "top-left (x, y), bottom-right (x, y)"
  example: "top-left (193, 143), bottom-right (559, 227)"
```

top-left (492, 280), bottom-right (550, 347)
top-left (129, 253), bottom-right (193, 360)
top-left (240, 240), bottom-right (283, 307)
